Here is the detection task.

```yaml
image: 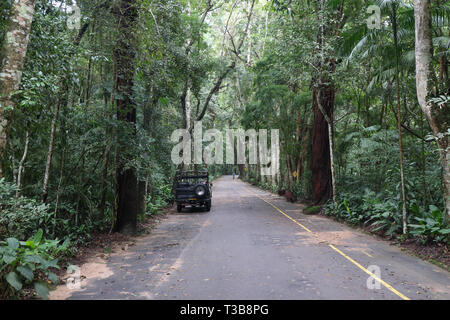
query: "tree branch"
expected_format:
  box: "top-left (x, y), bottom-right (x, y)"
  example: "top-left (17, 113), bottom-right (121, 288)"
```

top-left (196, 0), bottom-right (256, 121)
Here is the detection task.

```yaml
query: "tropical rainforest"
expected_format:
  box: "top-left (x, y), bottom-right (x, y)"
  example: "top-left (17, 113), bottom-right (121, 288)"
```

top-left (0, 0), bottom-right (448, 299)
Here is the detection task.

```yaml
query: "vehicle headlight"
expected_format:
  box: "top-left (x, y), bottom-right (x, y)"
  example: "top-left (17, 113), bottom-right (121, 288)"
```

top-left (195, 185), bottom-right (206, 196)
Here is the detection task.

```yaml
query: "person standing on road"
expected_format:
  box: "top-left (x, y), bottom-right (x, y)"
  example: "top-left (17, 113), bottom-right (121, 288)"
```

top-left (233, 171), bottom-right (235, 180)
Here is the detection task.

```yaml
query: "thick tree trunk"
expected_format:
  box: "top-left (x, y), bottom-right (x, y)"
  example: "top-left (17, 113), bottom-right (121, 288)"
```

top-left (137, 180), bottom-right (147, 216)
top-left (0, 0), bottom-right (36, 178)
top-left (315, 89), bottom-right (337, 207)
top-left (312, 85), bottom-right (334, 205)
top-left (116, 168), bottom-right (138, 234)
top-left (311, 0), bottom-right (340, 206)
top-left (113, 0), bottom-right (138, 234)
top-left (414, 0), bottom-right (450, 219)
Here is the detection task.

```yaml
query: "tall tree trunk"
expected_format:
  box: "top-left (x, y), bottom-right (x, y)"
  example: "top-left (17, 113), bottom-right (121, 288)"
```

top-left (315, 88), bottom-right (337, 207)
top-left (137, 180), bottom-right (146, 216)
top-left (311, 0), bottom-right (340, 206)
top-left (113, 0), bottom-right (138, 235)
top-left (286, 154), bottom-right (294, 189)
top-left (392, 4), bottom-right (408, 234)
top-left (42, 97), bottom-right (61, 203)
top-left (53, 145), bottom-right (66, 235)
top-left (296, 109), bottom-right (302, 183)
top-left (312, 85), bottom-right (334, 205)
top-left (246, 0), bottom-right (252, 66)
top-left (0, 0), bottom-right (36, 178)
top-left (414, 0), bottom-right (450, 219)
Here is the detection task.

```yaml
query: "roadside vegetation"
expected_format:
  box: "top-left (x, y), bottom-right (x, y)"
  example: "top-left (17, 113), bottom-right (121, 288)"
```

top-left (0, 0), bottom-right (448, 298)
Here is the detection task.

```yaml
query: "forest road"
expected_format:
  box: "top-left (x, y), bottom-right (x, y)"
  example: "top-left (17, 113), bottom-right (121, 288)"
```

top-left (50, 175), bottom-right (450, 300)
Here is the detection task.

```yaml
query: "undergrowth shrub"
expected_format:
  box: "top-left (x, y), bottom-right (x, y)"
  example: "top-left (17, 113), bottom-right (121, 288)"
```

top-left (409, 205), bottom-right (450, 244)
top-left (323, 188), bottom-right (448, 243)
top-left (0, 179), bottom-right (51, 240)
top-left (0, 229), bottom-right (70, 299)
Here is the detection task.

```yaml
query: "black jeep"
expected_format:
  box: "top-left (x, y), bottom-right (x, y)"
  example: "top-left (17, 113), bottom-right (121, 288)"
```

top-left (175, 170), bottom-right (212, 212)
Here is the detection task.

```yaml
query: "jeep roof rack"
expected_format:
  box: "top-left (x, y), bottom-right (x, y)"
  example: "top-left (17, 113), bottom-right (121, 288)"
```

top-left (175, 170), bottom-right (209, 180)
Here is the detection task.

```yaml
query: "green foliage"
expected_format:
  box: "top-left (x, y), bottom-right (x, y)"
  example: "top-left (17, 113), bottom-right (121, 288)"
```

top-left (0, 0), bottom-right (11, 43)
top-left (0, 229), bottom-right (70, 299)
top-left (303, 206), bottom-right (321, 215)
top-left (323, 188), bottom-right (448, 243)
top-left (144, 182), bottom-right (172, 218)
top-left (364, 196), bottom-right (403, 238)
top-left (428, 95), bottom-right (449, 108)
top-left (324, 191), bottom-right (397, 235)
top-left (145, 196), bottom-right (167, 216)
top-left (0, 0), bottom-right (447, 277)
top-left (409, 205), bottom-right (450, 244)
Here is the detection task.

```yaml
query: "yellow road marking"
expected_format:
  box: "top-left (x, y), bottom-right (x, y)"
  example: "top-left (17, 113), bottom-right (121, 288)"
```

top-left (329, 245), bottom-right (410, 300)
top-left (362, 250), bottom-right (373, 258)
top-left (247, 186), bottom-right (410, 301)
top-left (251, 191), bottom-right (312, 233)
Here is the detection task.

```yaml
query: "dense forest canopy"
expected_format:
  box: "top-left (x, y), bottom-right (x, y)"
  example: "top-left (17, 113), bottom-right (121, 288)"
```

top-left (0, 0), bottom-right (448, 298)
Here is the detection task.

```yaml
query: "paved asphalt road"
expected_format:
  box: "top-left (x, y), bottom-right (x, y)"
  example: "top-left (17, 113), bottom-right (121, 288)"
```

top-left (51, 175), bottom-right (450, 300)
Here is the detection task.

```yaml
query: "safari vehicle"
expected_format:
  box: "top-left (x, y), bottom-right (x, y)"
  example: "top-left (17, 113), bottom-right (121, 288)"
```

top-left (175, 170), bottom-right (212, 212)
